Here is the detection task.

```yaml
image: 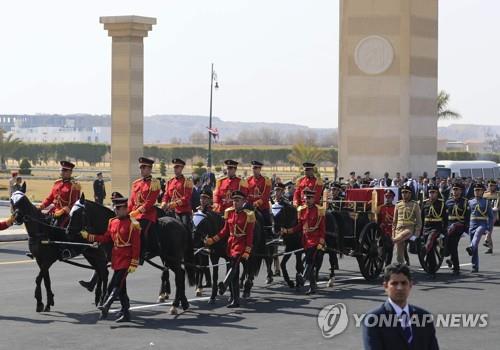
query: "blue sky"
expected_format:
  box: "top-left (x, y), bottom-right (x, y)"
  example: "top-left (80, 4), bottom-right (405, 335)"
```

top-left (0, 0), bottom-right (498, 128)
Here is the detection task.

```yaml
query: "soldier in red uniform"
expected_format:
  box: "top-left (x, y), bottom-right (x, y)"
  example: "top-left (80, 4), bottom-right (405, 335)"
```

top-left (39, 161), bottom-right (81, 228)
top-left (377, 189), bottom-right (396, 266)
top-left (293, 162), bottom-right (323, 207)
top-left (205, 190), bottom-right (255, 308)
top-left (128, 157), bottom-right (161, 263)
top-left (161, 158), bottom-right (193, 230)
top-left (284, 189), bottom-right (326, 295)
top-left (213, 160), bottom-right (248, 214)
top-left (82, 195), bottom-right (140, 322)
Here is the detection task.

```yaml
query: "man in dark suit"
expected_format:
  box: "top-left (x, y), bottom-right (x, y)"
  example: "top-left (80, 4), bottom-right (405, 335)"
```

top-left (362, 263), bottom-right (439, 350)
top-left (93, 172), bottom-right (106, 205)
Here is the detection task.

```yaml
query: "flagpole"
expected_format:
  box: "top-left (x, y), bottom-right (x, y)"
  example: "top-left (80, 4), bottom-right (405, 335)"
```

top-left (207, 63), bottom-right (214, 170)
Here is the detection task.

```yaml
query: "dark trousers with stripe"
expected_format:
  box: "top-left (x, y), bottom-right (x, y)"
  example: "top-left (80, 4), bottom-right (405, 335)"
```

top-left (107, 269), bottom-right (129, 310)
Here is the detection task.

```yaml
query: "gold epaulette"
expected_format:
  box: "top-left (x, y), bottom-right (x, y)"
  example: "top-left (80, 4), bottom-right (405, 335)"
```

top-left (71, 180), bottom-right (81, 191)
top-left (295, 176), bottom-right (305, 187)
top-left (55, 179), bottom-right (63, 184)
top-left (239, 178), bottom-right (248, 188)
top-left (243, 209), bottom-right (256, 223)
top-left (133, 178), bottom-right (142, 184)
top-left (185, 178), bottom-right (193, 188)
top-left (316, 204), bottom-right (326, 216)
top-left (316, 177), bottom-right (324, 186)
top-left (224, 207), bottom-right (235, 219)
top-left (150, 178), bottom-right (161, 192)
top-left (265, 177), bottom-right (272, 186)
top-left (297, 204), bottom-right (307, 213)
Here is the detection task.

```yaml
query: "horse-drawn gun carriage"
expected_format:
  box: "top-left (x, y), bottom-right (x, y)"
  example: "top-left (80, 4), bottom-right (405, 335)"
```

top-left (327, 187), bottom-right (389, 281)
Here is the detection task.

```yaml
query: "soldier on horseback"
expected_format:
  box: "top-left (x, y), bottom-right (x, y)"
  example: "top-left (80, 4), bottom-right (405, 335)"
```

top-left (213, 160), bottom-right (248, 214)
top-left (38, 160), bottom-right (81, 229)
top-left (128, 157), bottom-right (161, 264)
top-left (161, 158), bottom-right (193, 231)
top-left (293, 162), bottom-right (323, 207)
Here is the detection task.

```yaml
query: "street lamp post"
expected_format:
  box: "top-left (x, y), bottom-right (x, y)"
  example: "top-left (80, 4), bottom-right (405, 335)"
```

top-left (207, 63), bottom-right (218, 170)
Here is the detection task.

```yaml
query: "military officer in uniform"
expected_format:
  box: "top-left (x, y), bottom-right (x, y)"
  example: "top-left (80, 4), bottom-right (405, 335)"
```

top-left (392, 185), bottom-right (422, 265)
top-left (247, 160), bottom-right (272, 223)
top-left (377, 189), bottom-right (396, 266)
top-left (284, 189), bottom-right (326, 295)
top-left (466, 183), bottom-right (495, 272)
top-left (128, 157), bottom-right (161, 263)
top-left (293, 162), bottom-right (323, 207)
top-left (161, 158), bottom-right (193, 230)
top-left (445, 183), bottom-right (470, 275)
top-left (205, 190), bottom-right (255, 308)
top-left (327, 182), bottom-right (345, 211)
top-left (39, 160), bottom-right (81, 228)
top-left (483, 179), bottom-right (499, 254)
top-left (198, 188), bottom-right (214, 213)
top-left (213, 160), bottom-right (248, 214)
top-left (93, 172), bottom-right (106, 205)
top-left (82, 195), bottom-right (140, 322)
top-left (420, 185), bottom-right (448, 274)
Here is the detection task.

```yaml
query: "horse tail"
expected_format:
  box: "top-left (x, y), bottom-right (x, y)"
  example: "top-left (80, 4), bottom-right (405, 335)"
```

top-left (251, 220), bottom-right (265, 278)
top-left (183, 225), bottom-right (197, 286)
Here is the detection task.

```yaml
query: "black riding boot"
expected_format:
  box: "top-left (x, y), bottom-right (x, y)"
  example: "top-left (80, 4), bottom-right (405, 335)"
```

top-left (116, 294), bottom-right (131, 322)
top-left (306, 268), bottom-right (317, 295)
top-left (227, 280), bottom-right (240, 308)
top-left (139, 234), bottom-right (147, 265)
top-left (98, 288), bottom-right (118, 320)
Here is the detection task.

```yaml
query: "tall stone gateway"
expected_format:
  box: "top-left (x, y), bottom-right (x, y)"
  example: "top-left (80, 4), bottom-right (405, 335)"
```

top-left (100, 15), bottom-right (156, 195)
top-left (338, 0), bottom-right (438, 178)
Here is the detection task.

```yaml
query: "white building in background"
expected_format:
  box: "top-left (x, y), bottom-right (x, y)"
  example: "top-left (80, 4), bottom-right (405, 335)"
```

top-left (9, 126), bottom-right (111, 143)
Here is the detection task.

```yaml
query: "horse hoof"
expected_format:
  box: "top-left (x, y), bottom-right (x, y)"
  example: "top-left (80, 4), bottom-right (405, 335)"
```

top-left (208, 298), bottom-right (216, 305)
top-left (43, 305), bottom-right (51, 312)
top-left (157, 293), bottom-right (169, 303)
top-left (243, 292), bottom-right (250, 299)
top-left (327, 278), bottom-right (335, 288)
top-left (169, 306), bottom-right (178, 315)
top-left (195, 288), bottom-right (203, 297)
top-left (274, 270), bottom-right (281, 277)
top-left (36, 303), bottom-right (44, 313)
top-left (286, 280), bottom-right (295, 288)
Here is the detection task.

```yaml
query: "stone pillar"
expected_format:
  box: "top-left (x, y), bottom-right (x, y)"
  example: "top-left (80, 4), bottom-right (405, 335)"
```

top-left (338, 0), bottom-right (438, 178)
top-left (100, 15), bottom-right (156, 195)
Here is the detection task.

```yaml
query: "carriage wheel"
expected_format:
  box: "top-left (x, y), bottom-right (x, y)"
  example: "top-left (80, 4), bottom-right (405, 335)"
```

top-left (357, 223), bottom-right (385, 281)
top-left (417, 237), bottom-right (444, 274)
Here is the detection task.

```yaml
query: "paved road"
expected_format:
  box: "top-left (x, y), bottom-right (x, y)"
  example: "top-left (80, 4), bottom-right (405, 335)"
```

top-left (1, 231), bottom-right (499, 350)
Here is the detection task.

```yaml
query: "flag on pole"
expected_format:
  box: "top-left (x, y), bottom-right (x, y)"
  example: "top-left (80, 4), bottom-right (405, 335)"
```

top-left (207, 127), bottom-right (219, 142)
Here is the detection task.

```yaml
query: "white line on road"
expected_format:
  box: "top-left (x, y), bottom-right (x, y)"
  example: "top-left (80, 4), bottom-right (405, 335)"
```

top-left (417, 263), bottom-right (472, 271)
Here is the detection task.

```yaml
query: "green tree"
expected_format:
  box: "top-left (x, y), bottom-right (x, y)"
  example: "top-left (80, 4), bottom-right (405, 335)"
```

top-left (19, 158), bottom-right (32, 175)
top-left (0, 128), bottom-right (22, 170)
top-left (287, 143), bottom-right (328, 167)
top-left (159, 160), bottom-right (166, 176)
top-left (437, 90), bottom-right (461, 120)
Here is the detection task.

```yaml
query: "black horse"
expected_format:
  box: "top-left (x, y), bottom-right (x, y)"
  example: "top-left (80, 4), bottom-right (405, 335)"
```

top-left (66, 197), bottom-right (197, 314)
top-left (10, 191), bottom-right (109, 312)
top-left (271, 201), bottom-right (303, 288)
top-left (192, 209), bottom-right (229, 302)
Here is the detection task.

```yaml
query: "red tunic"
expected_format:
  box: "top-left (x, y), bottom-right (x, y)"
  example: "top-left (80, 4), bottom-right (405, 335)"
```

top-left (214, 208), bottom-right (255, 258)
top-left (293, 204), bottom-right (326, 249)
top-left (377, 203), bottom-right (395, 237)
top-left (41, 179), bottom-right (81, 215)
top-left (87, 217), bottom-right (141, 270)
top-left (213, 176), bottom-right (248, 213)
top-left (162, 175), bottom-right (193, 214)
top-left (293, 176), bottom-right (323, 207)
top-left (247, 175), bottom-right (272, 210)
top-left (128, 176), bottom-right (161, 222)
